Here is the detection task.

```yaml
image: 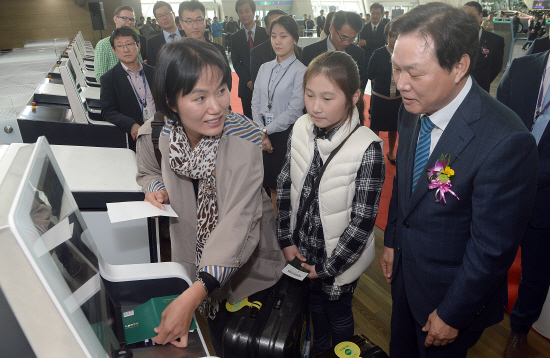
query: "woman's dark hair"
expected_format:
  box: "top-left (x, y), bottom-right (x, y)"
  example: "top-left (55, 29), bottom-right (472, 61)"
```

top-left (383, 19), bottom-right (397, 40)
top-left (270, 16), bottom-right (300, 57)
top-left (391, 1), bottom-right (479, 75)
top-left (153, 39), bottom-right (231, 125)
top-left (303, 51), bottom-right (365, 125)
top-left (322, 11), bottom-right (335, 37)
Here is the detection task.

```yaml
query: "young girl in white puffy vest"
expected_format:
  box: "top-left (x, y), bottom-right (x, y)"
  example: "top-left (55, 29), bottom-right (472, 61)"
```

top-left (276, 50), bottom-right (385, 356)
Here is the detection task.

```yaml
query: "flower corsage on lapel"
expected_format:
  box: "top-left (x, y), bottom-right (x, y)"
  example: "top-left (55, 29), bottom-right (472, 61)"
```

top-left (427, 154), bottom-right (459, 204)
top-left (481, 46), bottom-right (489, 58)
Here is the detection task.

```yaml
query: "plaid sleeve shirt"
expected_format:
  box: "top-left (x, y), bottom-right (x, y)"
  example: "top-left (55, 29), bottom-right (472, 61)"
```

top-left (277, 124), bottom-right (385, 300)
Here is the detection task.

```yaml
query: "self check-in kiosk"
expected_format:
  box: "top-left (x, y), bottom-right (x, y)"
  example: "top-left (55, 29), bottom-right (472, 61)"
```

top-left (1, 137), bottom-right (209, 357)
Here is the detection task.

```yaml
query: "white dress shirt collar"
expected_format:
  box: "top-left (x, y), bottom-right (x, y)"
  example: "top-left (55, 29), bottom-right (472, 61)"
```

top-left (327, 36), bottom-right (336, 51)
top-left (424, 76), bottom-right (472, 133)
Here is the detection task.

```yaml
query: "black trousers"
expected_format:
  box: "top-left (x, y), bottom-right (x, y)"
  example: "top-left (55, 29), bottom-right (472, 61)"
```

top-left (240, 96), bottom-right (252, 120)
top-left (390, 264), bottom-right (484, 358)
top-left (510, 223), bottom-right (550, 334)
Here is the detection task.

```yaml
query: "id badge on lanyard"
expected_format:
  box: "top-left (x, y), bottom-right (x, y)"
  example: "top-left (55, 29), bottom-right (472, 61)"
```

top-left (264, 112), bottom-right (274, 125)
top-left (143, 105), bottom-right (151, 119)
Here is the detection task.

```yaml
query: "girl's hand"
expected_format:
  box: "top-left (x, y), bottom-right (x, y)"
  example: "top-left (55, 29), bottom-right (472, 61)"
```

top-left (301, 262), bottom-right (319, 279)
top-left (152, 282), bottom-right (207, 347)
top-left (282, 245), bottom-right (306, 262)
top-left (262, 134), bottom-right (274, 153)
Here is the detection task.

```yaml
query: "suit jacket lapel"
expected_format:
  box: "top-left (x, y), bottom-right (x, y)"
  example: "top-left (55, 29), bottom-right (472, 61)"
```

top-left (405, 84), bottom-right (478, 217)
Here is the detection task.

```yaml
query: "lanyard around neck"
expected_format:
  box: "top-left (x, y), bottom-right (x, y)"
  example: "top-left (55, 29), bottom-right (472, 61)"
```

top-left (267, 59), bottom-right (296, 110)
top-left (534, 65), bottom-right (550, 129)
top-left (127, 69), bottom-right (147, 108)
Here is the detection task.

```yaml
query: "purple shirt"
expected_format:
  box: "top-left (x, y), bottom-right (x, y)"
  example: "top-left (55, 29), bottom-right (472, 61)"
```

top-left (121, 62), bottom-right (156, 119)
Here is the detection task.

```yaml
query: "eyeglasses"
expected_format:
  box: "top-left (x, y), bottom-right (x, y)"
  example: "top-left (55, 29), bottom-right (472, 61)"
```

top-left (156, 11), bottom-right (173, 20)
top-left (114, 42), bottom-right (137, 50)
top-left (336, 30), bottom-right (357, 44)
top-left (117, 16), bottom-right (136, 23)
top-left (182, 18), bottom-right (204, 26)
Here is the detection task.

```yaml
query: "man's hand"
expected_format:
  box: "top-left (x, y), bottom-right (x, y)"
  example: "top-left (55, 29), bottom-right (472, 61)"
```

top-left (131, 123), bottom-right (141, 141)
top-left (358, 39), bottom-right (366, 47)
top-left (283, 245), bottom-right (306, 262)
top-left (247, 81), bottom-right (254, 90)
top-left (301, 262), bottom-right (319, 279)
top-left (145, 190), bottom-right (169, 211)
top-left (423, 309), bottom-right (459, 347)
top-left (379, 246), bottom-right (394, 284)
top-left (152, 282), bottom-right (207, 347)
top-left (262, 133), bottom-right (274, 153)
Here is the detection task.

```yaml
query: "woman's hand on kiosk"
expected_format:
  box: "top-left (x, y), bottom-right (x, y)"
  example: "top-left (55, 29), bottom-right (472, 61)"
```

top-left (152, 282), bottom-right (207, 347)
top-left (144, 190), bottom-right (170, 211)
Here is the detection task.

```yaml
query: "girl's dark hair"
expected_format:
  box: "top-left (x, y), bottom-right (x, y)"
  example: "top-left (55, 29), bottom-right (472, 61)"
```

top-left (270, 16), bottom-right (300, 57)
top-left (322, 11), bottom-right (335, 37)
top-left (152, 38), bottom-right (231, 125)
top-left (303, 51), bottom-right (365, 125)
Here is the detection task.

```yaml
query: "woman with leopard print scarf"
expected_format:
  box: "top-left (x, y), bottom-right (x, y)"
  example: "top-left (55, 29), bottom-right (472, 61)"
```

top-left (138, 39), bottom-right (286, 355)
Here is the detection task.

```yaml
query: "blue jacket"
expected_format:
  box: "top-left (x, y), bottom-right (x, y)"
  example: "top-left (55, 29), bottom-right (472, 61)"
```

top-left (211, 22), bottom-right (223, 37)
top-left (385, 80), bottom-right (538, 331)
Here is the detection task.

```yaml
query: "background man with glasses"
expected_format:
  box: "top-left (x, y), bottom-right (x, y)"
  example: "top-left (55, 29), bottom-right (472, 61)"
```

top-left (178, 1), bottom-right (231, 91)
top-left (301, 10), bottom-right (366, 91)
top-left (358, 2), bottom-right (386, 71)
top-left (231, 0), bottom-right (268, 119)
top-left (94, 5), bottom-right (146, 83)
top-left (146, 1), bottom-right (185, 67)
top-left (100, 26), bottom-right (155, 152)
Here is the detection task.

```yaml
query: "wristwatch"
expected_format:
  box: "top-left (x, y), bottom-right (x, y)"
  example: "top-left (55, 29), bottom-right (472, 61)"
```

top-left (262, 128), bottom-right (268, 136)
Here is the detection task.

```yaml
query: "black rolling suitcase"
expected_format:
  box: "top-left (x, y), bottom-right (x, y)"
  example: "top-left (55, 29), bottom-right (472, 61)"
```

top-left (316, 334), bottom-right (388, 358)
top-left (222, 275), bottom-right (309, 358)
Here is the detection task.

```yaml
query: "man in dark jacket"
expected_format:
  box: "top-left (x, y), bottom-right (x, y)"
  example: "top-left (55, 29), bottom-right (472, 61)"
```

top-left (302, 11), bottom-right (366, 91)
top-left (464, 2), bottom-right (504, 93)
top-left (316, 10), bottom-right (325, 37)
top-left (358, 2), bottom-right (386, 66)
top-left (101, 27), bottom-right (155, 151)
top-left (231, 0), bottom-right (268, 118)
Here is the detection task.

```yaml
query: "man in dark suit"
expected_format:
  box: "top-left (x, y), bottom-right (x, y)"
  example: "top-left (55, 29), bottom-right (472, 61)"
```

top-left (146, 1), bottom-right (185, 67)
top-left (250, 9), bottom-right (303, 83)
top-left (101, 27), bottom-right (156, 152)
top-left (231, 0), bottom-right (269, 119)
top-left (463, 2), bottom-right (504, 93)
top-left (526, 35), bottom-right (550, 54)
top-left (177, 1), bottom-right (231, 91)
top-left (381, 3), bottom-right (538, 357)
top-left (358, 3), bottom-right (386, 66)
top-left (316, 10), bottom-right (325, 37)
top-left (301, 11), bottom-right (366, 91)
top-left (497, 50), bottom-right (550, 358)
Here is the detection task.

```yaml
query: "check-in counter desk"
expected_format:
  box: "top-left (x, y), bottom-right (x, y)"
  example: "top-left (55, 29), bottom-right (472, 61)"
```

top-left (0, 138), bottom-right (209, 357)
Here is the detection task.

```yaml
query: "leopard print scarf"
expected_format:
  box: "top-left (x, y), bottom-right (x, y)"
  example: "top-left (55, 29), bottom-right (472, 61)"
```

top-left (169, 124), bottom-right (221, 277)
